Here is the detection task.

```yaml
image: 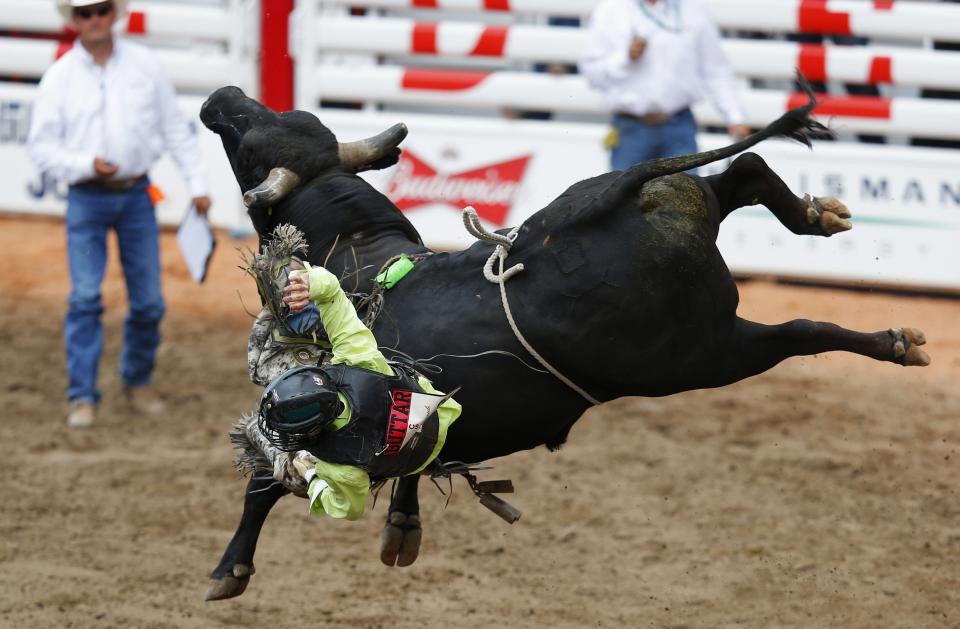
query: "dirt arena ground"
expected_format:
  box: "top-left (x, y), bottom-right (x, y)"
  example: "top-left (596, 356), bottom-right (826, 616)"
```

top-left (1, 214), bottom-right (958, 629)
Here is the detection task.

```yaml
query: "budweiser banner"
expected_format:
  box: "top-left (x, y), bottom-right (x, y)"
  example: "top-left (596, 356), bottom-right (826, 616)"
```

top-left (334, 112), bottom-right (609, 248)
top-left (386, 150), bottom-right (532, 227)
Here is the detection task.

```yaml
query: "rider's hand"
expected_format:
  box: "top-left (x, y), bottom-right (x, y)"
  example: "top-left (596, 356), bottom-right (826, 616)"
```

top-left (291, 450), bottom-right (318, 483)
top-left (272, 451), bottom-right (318, 499)
top-left (283, 270), bottom-right (311, 313)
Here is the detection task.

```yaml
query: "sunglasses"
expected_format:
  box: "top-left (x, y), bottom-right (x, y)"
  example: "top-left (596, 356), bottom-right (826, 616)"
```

top-left (73, 3), bottom-right (114, 20)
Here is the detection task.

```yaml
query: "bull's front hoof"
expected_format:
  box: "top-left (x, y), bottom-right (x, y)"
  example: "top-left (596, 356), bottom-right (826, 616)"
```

top-left (204, 563), bottom-right (255, 601)
top-left (380, 512), bottom-right (422, 568)
top-left (804, 194), bottom-right (852, 235)
top-left (889, 327), bottom-right (931, 367)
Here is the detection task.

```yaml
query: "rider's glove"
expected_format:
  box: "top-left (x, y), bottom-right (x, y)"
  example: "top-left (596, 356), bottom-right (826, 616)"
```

top-left (289, 450), bottom-right (332, 511)
top-left (271, 450), bottom-right (317, 498)
top-left (291, 450), bottom-right (318, 483)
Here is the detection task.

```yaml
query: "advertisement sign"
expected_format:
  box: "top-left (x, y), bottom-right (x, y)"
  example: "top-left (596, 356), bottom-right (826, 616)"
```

top-left (319, 109), bottom-right (960, 292)
top-left (324, 110), bottom-right (608, 248)
top-left (387, 150), bottom-right (532, 227)
top-left (2, 91), bottom-right (957, 291)
top-left (707, 139), bottom-right (960, 291)
top-left (0, 85), bottom-right (246, 231)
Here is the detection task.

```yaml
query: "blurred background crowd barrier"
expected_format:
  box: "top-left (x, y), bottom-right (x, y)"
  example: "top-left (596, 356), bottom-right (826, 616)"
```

top-left (1, 0), bottom-right (958, 291)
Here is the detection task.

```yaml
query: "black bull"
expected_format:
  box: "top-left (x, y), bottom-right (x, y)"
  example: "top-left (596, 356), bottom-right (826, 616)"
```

top-left (199, 85), bottom-right (930, 600)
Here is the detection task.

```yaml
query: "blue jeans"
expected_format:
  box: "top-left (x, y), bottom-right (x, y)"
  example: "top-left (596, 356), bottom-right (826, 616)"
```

top-left (65, 180), bottom-right (165, 403)
top-left (610, 108), bottom-right (698, 171)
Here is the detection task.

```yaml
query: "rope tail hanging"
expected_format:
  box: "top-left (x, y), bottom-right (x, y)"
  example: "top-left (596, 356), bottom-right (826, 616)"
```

top-left (461, 207), bottom-right (601, 406)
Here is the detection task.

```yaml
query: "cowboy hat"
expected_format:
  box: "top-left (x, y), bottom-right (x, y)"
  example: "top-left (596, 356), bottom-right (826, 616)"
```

top-left (57, 0), bottom-right (128, 23)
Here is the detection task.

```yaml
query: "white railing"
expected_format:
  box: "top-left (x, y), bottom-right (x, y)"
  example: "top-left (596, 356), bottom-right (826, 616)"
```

top-left (305, 65), bottom-right (960, 139)
top-left (313, 16), bottom-right (960, 90)
top-left (2, 0), bottom-right (242, 43)
top-left (319, 0), bottom-right (960, 42)
top-left (705, 0), bottom-right (960, 43)
top-left (0, 0), bottom-right (257, 95)
top-left (0, 37), bottom-right (244, 94)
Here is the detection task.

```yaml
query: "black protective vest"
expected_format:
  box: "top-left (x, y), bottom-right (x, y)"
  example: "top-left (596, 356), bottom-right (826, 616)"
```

top-left (307, 362), bottom-right (442, 481)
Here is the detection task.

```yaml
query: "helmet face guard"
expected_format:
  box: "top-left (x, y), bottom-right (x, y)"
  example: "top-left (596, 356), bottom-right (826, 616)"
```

top-left (259, 366), bottom-right (341, 451)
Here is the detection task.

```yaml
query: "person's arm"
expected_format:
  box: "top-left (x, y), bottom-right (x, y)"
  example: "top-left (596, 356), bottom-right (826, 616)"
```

top-left (308, 460), bottom-right (370, 520)
top-left (695, 12), bottom-right (747, 135)
top-left (27, 69), bottom-right (98, 184)
top-left (578, 1), bottom-right (636, 90)
top-left (285, 263), bottom-right (393, 375)
top-left (152, 57), bottom-right (211, 211)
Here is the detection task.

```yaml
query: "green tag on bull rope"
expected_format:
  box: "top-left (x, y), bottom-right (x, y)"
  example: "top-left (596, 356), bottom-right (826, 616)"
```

top-left (376, 254), bottom-right (415, 289)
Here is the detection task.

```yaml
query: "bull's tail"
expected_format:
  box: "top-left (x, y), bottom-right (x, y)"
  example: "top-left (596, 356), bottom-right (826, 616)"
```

top-left (587, 74), bottom-right (830, 215)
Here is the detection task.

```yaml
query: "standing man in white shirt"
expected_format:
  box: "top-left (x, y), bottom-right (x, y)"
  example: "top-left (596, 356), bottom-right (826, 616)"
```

top-left (28, 0), bottom-right (212, 428)
top-left (579, 0), bottom-right (751, 171)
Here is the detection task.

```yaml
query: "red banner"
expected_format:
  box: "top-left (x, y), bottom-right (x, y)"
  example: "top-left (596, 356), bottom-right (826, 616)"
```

top-left (387, 150), bottom-right (531, 226)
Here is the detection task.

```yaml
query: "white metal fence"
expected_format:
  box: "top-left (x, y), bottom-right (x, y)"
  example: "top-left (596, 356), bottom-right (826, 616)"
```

top-left (291, 0), bottom-right (960, 290)
top-left (295, 0), bottom-right (960, 142)
top-left (0, 1), bottom-right (258, 229)
top-left (0, 0), bottom-right (257, 95)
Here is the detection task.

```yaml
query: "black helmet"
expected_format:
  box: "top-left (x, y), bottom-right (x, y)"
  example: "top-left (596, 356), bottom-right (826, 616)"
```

top-left (258, 366), bottom-right (342, 451)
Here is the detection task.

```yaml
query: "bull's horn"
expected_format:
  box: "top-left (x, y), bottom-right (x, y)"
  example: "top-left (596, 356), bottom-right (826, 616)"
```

top-left (338, 123), bottom-right (408, 169)
top-left (242, 167), bottom-right (301, 208)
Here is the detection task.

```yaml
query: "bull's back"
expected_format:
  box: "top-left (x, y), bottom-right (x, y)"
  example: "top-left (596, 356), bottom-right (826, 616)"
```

top-left (509, 172), bottom-right (736, 389)
top-left (369, 173), bottom-right (741, 457)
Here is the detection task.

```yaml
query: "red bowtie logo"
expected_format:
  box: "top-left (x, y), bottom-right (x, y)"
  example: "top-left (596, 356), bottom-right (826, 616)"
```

top-left (386, 150), bottom-right (532, 227)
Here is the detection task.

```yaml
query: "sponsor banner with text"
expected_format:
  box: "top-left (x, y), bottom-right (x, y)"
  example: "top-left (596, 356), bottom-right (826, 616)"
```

top-left (2, 93), bottom-right (957, 291)
top-left (319, 109), bottom-right (960, 292)
top-left (0, 85), bottom-right (246, 231)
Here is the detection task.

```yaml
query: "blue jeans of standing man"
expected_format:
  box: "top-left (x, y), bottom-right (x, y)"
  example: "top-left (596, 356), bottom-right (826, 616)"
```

top-left (610, 108), bottom-right (698, 171)
top-left (65, 179), bottom-right (165, 404)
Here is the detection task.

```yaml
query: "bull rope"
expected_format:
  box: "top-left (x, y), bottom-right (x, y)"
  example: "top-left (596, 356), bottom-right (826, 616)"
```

top-left (461, 207), bottom-right (601, 406)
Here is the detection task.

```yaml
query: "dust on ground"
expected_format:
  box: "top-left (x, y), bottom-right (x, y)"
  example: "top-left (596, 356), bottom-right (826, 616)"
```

top-left (1, 215), bottom-right (958, 629)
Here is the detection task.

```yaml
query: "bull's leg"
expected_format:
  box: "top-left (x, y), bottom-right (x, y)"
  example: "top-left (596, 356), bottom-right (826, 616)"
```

top-left (705, 152), bottom-right (852, 236)
top-left (205, 476), bottom-right (288, 601)
top-left (703, 317), bottom-right (930, 388)
top-left (380, 475), bottom-right (422, 567)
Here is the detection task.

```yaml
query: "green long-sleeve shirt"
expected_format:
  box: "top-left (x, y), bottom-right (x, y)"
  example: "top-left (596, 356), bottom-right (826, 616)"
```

top-left (301, 263), bottom-right (461, 520)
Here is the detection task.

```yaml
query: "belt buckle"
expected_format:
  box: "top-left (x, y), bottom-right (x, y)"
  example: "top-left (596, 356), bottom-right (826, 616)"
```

top-left (642, 112), bottom-right (670, 125)
top-left (103, 176), bottom-right (142, 192)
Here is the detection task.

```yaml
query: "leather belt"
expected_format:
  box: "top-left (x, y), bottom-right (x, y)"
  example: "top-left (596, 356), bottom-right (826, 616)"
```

top-left (73, 175), bottom-right (147, 193)
top-left (614, 110), bottom-right (685, 125)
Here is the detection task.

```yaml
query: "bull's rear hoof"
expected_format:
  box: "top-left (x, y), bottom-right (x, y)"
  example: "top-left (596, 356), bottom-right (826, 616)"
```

top-left (804, 194), bottom-right (852, 235)
top-left (204, 564), bottom-right (254, 601)
top-left (380, 512), bottom-right (421, 567)
top-left (890, 327), bottom-right (931, 367)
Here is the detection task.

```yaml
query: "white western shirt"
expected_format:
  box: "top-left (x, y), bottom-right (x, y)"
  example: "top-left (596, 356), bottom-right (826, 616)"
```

top-left (578, 0), bottom-right (745, 124)
top-left (27, 39), bottom-right (208, 195)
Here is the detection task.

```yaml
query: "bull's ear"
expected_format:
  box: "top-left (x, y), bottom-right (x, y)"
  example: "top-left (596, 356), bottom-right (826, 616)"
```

top-left (338, 123), bottom-right (407, 171)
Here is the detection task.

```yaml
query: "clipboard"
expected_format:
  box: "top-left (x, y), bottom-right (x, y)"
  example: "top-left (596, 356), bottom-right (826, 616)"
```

top-left (176, 205), bottom-right (216, 283)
